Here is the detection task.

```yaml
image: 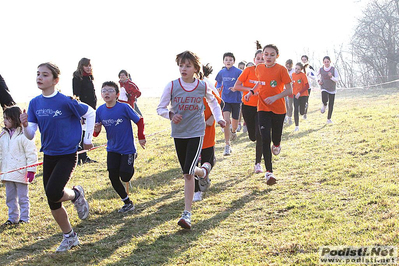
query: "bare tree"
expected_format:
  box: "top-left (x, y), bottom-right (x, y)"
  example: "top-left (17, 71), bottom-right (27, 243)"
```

top-left (351, 0), bottom-right (399, 85)
top-left (332, 44), bottom-right (356, 88)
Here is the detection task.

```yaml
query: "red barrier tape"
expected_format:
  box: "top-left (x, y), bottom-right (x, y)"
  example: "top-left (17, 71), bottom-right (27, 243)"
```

top-left (0, 128), bottom-right (169, 176)
top-left (0, 144), bottom-right (107, 175)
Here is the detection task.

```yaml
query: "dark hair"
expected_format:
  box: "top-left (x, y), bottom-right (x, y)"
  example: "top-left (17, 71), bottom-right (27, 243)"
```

top-left (253, 40), bottom-right (263, 59)
top-left (223, 52), bottom-right (235, 61)
top-left (3, 105), bottom-right (22, 129)
top-left (263, 44), bottom-right (279, 55)
top-left (73, 58), bottom-right (93, 80)
top-left (101, 81), bottom-right (119, 94)
top-left (323, 56), bottom-right (331, 62)
top-left (238, 61), bottom-right (246, 66)
top-left (176, 51), bottom-right (202, 79)
top-left (118, 70), bottom-right (129, 78)
top-left (296, 62), bottom-right (304, 69)
top-left (37, 62), bottom-right (61, 79)
top-left (301, 55), bottom-right (309, 61)
top-left (255, 40), bottom-right (262, 50)
top-left (246, 62), bottom-right (255, 67)
top-left (286, 59), bottom-right (293, 65)
top-left (202, 63), bottom-right (213, 78)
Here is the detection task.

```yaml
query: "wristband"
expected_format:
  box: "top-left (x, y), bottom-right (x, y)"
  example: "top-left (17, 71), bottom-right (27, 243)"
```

top-left (250, 89), bottom-right (254, 95)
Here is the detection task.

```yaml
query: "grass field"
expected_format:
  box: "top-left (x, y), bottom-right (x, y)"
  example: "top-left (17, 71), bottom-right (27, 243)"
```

top-left (0, 87), bottom-right (398, 265)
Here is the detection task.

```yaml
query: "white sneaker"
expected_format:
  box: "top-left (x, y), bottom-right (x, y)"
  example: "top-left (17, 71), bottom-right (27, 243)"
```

top-left (56, 233), bottom-right (80, 252)
top-left (321, 104), bottom-right (327, 114)
top-left (193, 191), bottom-right (203, 202)
top-left (199, 162), bottom-right (211, 192)
top-left (288, 117), bottom-right (292, 125)
top-left (243, 125), bottom-right (248, 133)
top-left (237, 123), bottom-right (242, 132)
top-left (72, 186), bottom-right (89, 220)
top-left (284, 116), bottom-right (288, 123)
top-left (327, 119), bottom-right (333, 124)
top-left (265, 172), bottom-right (277, 186)
top-left (178, 210), bottom-right (191, 229)
top-left (271, 144), bottom-right (281, 155)
top-left (254, 163), bottom-right (263, 174)
top-left (223, 145), bottom-right (232, 156)
top-left (230, 131), bottom-right (237, 141)
top-left (303, 114), bottom-right (307, 119)
top-left (294, 126), bottom-right (299, 132)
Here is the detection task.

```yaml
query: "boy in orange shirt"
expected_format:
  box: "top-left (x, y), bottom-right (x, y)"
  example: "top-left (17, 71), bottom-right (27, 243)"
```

top-left (246, 44), bottom-right (292, 185)
top-left (292, 62), bottom-right (309, 131)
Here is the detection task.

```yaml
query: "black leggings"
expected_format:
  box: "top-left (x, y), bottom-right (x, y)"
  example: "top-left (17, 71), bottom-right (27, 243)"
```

top-left (258, 111), bottom-right (285, 173)
top-left (107, 152), bottom-right (135, 199)
top-left (194, 146), bottom-right (215, 192)
top-left (294, 96), bottom-right (309, 126)
top-left (43, 153), bottom-right (77, 210)
top-left (242, 104), bottom-right (262, 164)
top-left (322, 91), bottom-right (335, 119)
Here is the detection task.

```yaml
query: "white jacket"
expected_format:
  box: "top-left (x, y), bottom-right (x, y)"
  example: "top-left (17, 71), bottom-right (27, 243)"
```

top-left (0, 127), bottom-right (37, 184)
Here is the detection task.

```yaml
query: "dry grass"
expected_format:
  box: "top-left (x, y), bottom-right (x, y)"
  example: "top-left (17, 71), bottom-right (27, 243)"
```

top-left (0, 87), bottom-right (398, 265)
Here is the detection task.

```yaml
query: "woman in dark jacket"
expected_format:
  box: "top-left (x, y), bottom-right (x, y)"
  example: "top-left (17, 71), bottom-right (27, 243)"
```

top-left (0, 74), bottom-right (16, 110)
top-left (73, 58), bottom-right (97, 164)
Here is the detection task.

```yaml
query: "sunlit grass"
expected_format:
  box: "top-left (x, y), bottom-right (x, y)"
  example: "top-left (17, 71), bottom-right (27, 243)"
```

top-left (0, 87), bottom-right (398, 265)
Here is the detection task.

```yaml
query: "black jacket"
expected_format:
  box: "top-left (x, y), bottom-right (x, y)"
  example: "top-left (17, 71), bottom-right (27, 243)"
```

top-left (0, 75), bottom-right (16, 109)
top-left (73, 75), bottom-right (97, 109)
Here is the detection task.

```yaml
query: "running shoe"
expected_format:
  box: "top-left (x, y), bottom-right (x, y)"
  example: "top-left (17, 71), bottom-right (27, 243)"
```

top-left (254, 163), bottom-right (263, 174)
top-left (223, 145), bottom-right (232, 156)
top-left (230, 131), bottom-right (237, 141)
top-left (321, 104), bottom-right (327, 114)
top-left (327, 119), bottom-right (333, 124)
top-left (72, 186), bottom-right (89, 220)
top-left (178, 210), bottom-right (191, 229)
top-left (199, 162), bottom-right (212, 192)
top-left (271, 144), bottom-right (281, 155)
top-left (193, 191), bottom-right (203, 202)
top-left (118, 202), bottom-right (135, 213)
top-left (56, 233), bottom-right (80, 252)
top-left (2, 220), bottom-right (16, 226)
top-left (265, 172), bottom-right (277, 186)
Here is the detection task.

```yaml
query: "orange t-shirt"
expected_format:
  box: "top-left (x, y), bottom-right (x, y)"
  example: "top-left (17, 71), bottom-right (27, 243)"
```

top-left (292, 72), bottom-right (309, 96)
top-left (237, 65), bottom-right (259, 107)
top-left (255, 63), bottom-right (292, 114)
top-left (202, 90), bottom-right (222, 149)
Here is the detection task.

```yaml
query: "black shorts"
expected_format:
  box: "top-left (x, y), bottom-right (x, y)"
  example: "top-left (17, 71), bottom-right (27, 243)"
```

top-left (174, 137), bottom-right (203, 175)
top-left (107, 152), bottom-right (135, 175)
top-left (223, 102), bottom-right (241, 120)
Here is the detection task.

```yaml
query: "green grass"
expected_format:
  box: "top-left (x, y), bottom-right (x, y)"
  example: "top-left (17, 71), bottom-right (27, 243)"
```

top-left (0, 87), bottom-right (398, 265)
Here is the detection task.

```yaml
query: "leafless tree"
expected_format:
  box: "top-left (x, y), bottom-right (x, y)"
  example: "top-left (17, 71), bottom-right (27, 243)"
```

top-left (351, 0), bottom-right (399, 85)
top-left (332, 44), bottom-right (356, 88)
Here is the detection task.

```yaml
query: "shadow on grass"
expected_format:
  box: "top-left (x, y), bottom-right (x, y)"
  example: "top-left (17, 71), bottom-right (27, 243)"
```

top-left (282, 124), bottom-right (327, 139)
top-left (0, 168), bottom-right (260, 265)
top-left (110, 189), bottom-right (268, 265)
top-left (89, 168), bottom-right (182, 201)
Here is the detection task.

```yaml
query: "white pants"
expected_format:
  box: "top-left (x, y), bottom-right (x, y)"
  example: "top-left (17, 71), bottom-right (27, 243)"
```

top-left (5, 181), bottom-right (30, 223)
